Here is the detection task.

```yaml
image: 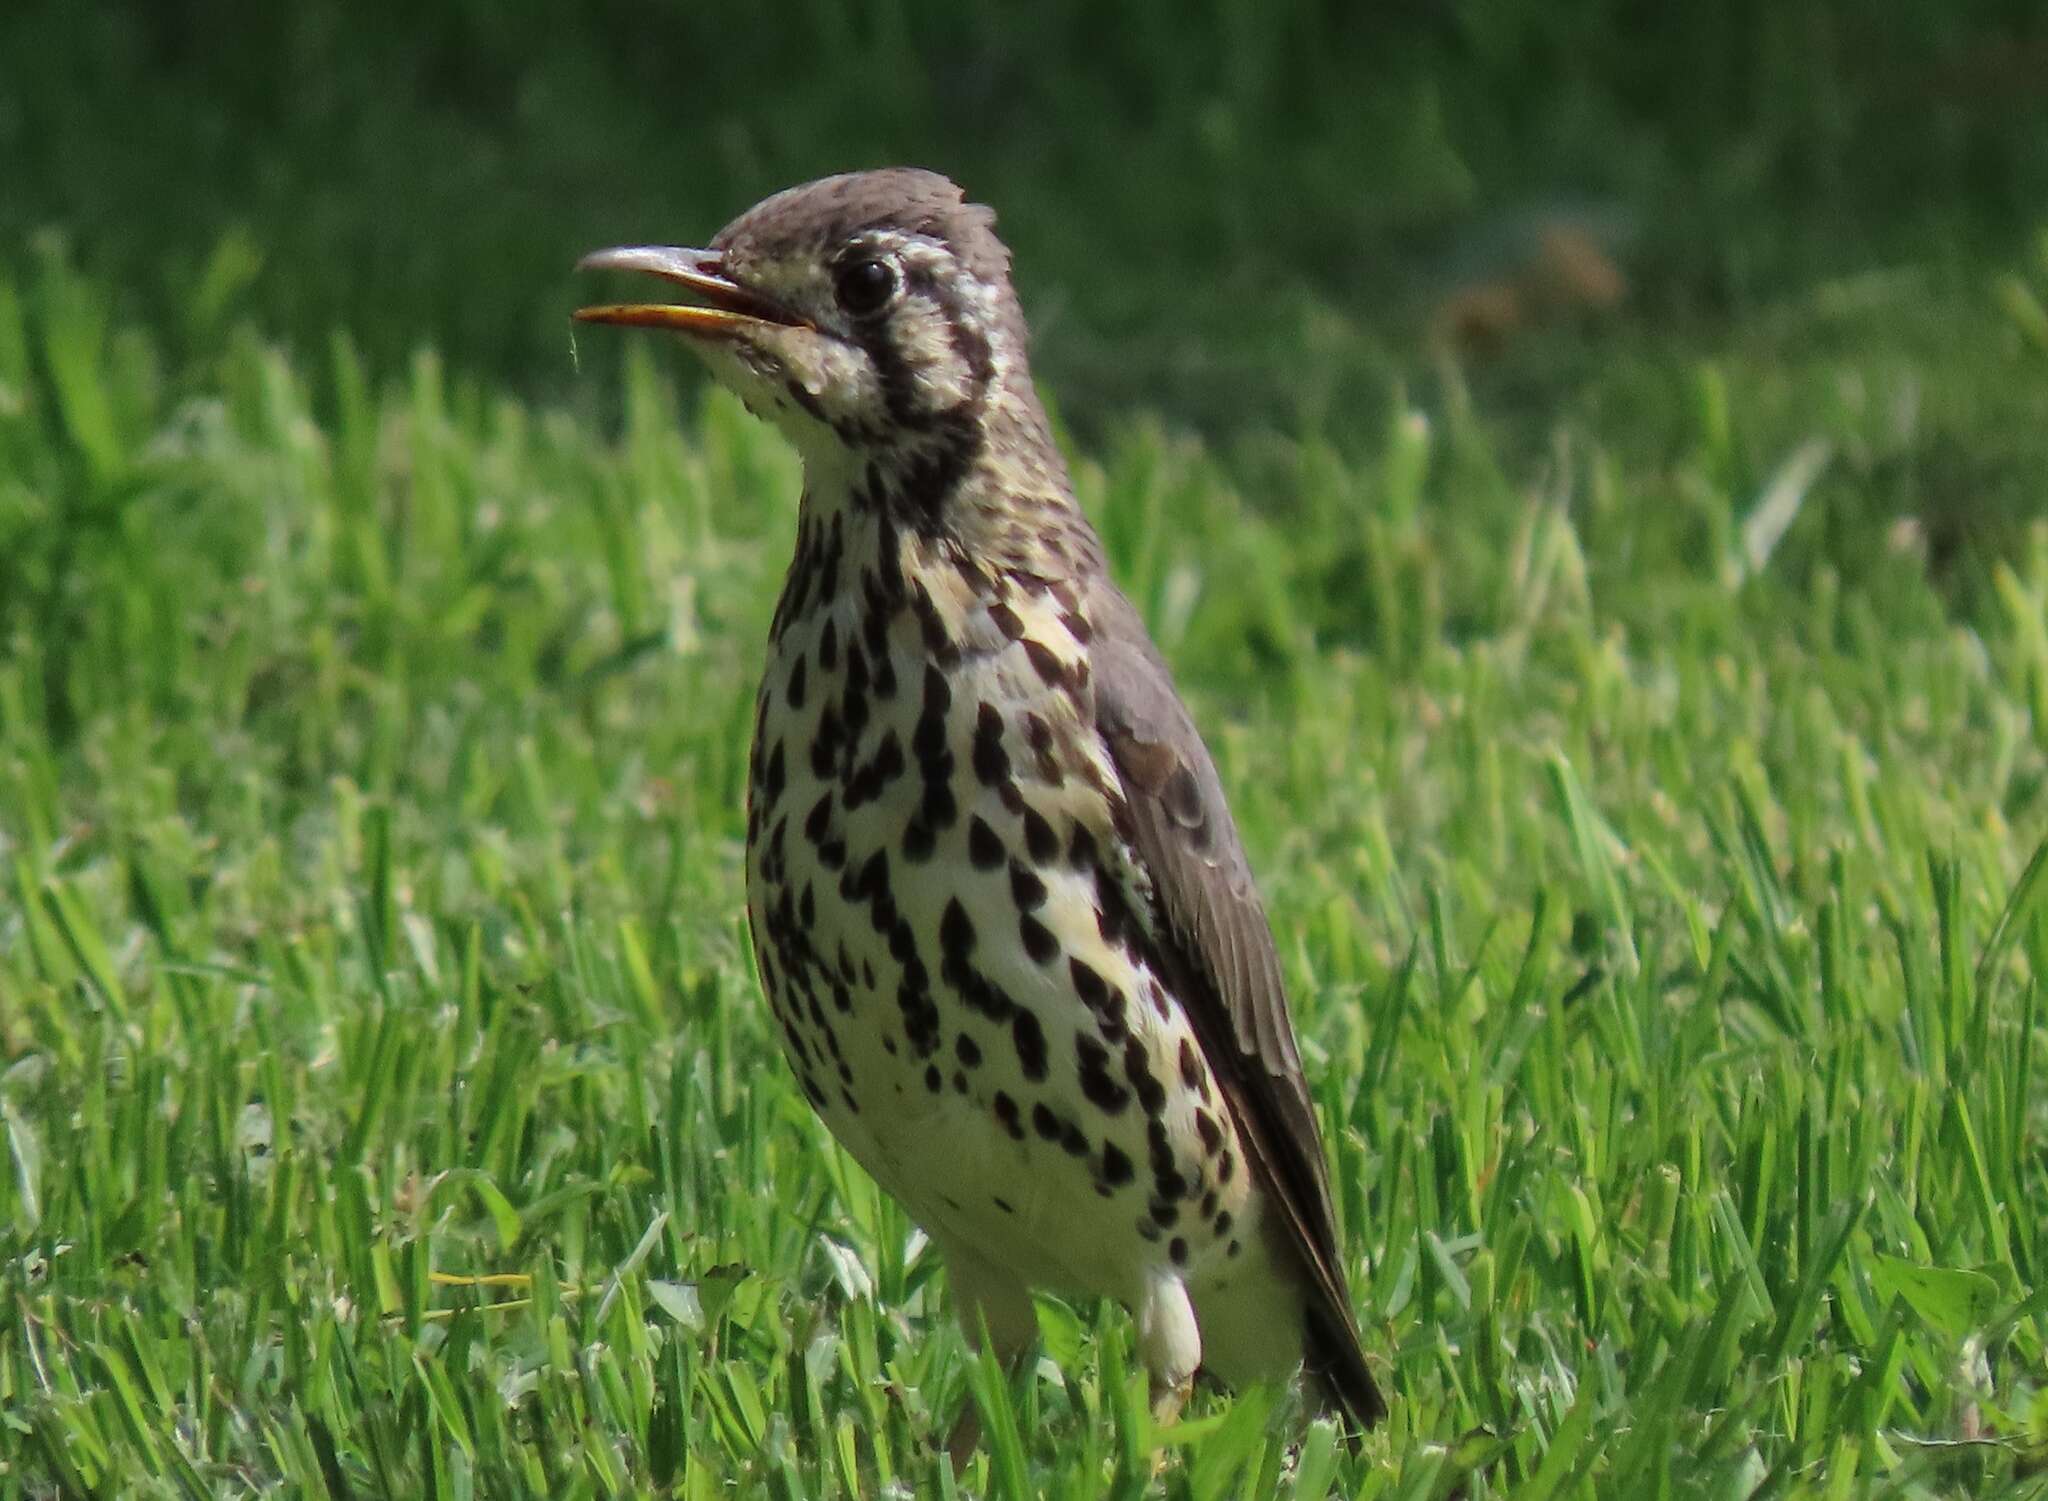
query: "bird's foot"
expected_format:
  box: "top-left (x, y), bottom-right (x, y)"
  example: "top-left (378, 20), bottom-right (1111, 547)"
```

top-left (1148, 1373), bottom-right (1194, 1475)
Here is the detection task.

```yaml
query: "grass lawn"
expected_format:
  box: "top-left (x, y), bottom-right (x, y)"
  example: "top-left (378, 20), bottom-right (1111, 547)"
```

top-left (5, 201), bottom-right (2048, 1496)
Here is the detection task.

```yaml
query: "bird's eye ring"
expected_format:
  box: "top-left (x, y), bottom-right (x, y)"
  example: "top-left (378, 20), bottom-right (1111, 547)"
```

top-left (834, 258), bottom-right (897, 317)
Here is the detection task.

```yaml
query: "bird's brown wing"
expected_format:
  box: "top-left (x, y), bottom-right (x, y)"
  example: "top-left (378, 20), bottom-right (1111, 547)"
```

top-left (1087, 584), bottom-right (1385, 1430)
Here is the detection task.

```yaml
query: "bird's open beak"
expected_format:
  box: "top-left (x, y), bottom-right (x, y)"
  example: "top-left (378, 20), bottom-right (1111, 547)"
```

top-left (574, 246), bottom-right (809, 337)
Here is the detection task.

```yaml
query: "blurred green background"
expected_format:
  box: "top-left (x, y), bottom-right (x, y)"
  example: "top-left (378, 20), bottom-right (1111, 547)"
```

top-left (7, 0), bottom-right (2046, 424)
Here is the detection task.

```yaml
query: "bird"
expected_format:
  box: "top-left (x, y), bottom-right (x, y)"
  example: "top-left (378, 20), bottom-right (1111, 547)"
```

top-left (575, 169), bottom-right (1385, 1445)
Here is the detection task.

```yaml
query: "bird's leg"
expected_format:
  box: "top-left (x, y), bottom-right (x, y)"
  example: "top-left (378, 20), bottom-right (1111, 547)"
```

top-left (1149, 1371), bottom-right (1194, 1428)
top-left (1136, 1272), bottom-right (1201, 1469)
top-left (945, 1407), bottom-right (984, 1474)
top-left (941, 1246), bottom-right (1039, 1471)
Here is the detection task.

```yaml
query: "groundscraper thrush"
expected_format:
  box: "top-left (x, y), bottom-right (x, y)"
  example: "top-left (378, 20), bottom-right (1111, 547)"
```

top-left (576, 170), bottom-right (1384, 1441)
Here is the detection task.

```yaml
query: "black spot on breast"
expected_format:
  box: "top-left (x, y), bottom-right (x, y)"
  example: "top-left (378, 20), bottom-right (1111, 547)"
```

top-left (920, 778), bottom-right (957, 831)
top-left (1019, 914), bottom-right (1057, 964)
top-left (1012, 1009), bottom-right (1049, 1081)
top-left (915, 666), bottom-right (951, 761)
top-left (1023, 714), bottom-right (1062, 784)
top-left (1169, 1237), bottom-right (1188, 1267)
top-left (762, 741), bottom-right (786, 806)
top-left (804, 791), bottom-right (834, 845)
top-left (1101, 1141), bottom-right (1134, 1186)
top-left (798, 883), bottom-right (815, 927)
top-left (871, 727), bottom-right (904, 784)
top-left (819, 616), bottom-right (839, 670)
top-left (841, 644), bottom-right (871, 741)
top-left (1214, 1210), bottom-right (1233, 1238)
top-left (810, 704), bottom-right (843, 779)
top-left (967, 816), bottom-right (1005, 869)
top-left (993, 1090), bottom-right (1025, 1140)
top-left (1218, 1150), bottom-right (1235, 1184)
top-left (1151, 1201), bottom-right (1179, 1229)
top-left (1022, 637), bottom-right (1064, 688)
top-left (911, 584), bottom-right (958, 662)
top-left (910, 666), bottom-right (960, 833)
top-left (1062, 610), bottom-right (1093, 645)
top-left (1067, 825), bottom-right (1097, 870)
top-left (924, 1064), bottom-right (943, 1094)
top-left (1194, 1108), bottom-right (1223, 1155)
top-left (1032, 1102), bottom-right (1061, 1141)
top-left (994, 1196), bottom-right (1014, 1214)
top-left (1021, 807), bottom-right (1058, 864)
top-left (786, 652), bottom-right (808, 710)
top-left (1124, 1039), bottom-right (1166, 1116)
top-left (1069, 958), bottom-right (1106, 1009)
top-left (1098, 987), bottom-right (1129, 1042)
top-left (940, 899), bottom-right (976, 963)
top-left (868, 891), bottom-right (898, 938)
top-left (902, 819), bottom-right (936, 862)
top-left (956, 1033), bottom-right (981, 1068)
top-left (973, 704), bottom-right (1009, 786)
top-left (842, 848), bottom-right (887, 903)
top-left (818, 513), bottom-right (844, 601)
top-left (900, 978), bottom-right (941, 1058)
top-left (888, 920), bottom-right (919, 965)
top-left (859, 595), bottom-right (892, 668)
top-left (1009, 862), bottom-right (1047, 911)
top-left (1147, 1118), bottom-right (1174, 1173)
top-left (873, 511), bottom-right (905, 596)
top-left (989, 601), bottom-right (1025, 640)
top-left (1093, 872), bottom-right (1140, 956)
top-left (843, 729), bottom-right (905, 809)
top-left (1178, 1039), bottom-right (1203, 1091)
top-left (1076, 1035), bottom-right (1130, 1114)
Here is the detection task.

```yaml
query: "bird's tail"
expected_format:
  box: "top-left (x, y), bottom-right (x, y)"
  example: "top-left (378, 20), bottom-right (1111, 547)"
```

top-left (1305, 1303), bottom-right (1387, 1433)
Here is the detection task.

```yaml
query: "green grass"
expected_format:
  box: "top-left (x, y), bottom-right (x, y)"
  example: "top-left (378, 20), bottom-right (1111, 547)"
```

top-left (5, 223), bottom-right (2048, 1496)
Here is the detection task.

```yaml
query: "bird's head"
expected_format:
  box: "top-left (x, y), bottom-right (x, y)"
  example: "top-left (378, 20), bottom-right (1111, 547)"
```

top-left (577, 170), bottom-right (1038, 471)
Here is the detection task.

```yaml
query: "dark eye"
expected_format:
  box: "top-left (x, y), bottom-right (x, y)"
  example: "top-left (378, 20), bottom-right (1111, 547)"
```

top-left (834, 258), bottom-right (896, 316)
